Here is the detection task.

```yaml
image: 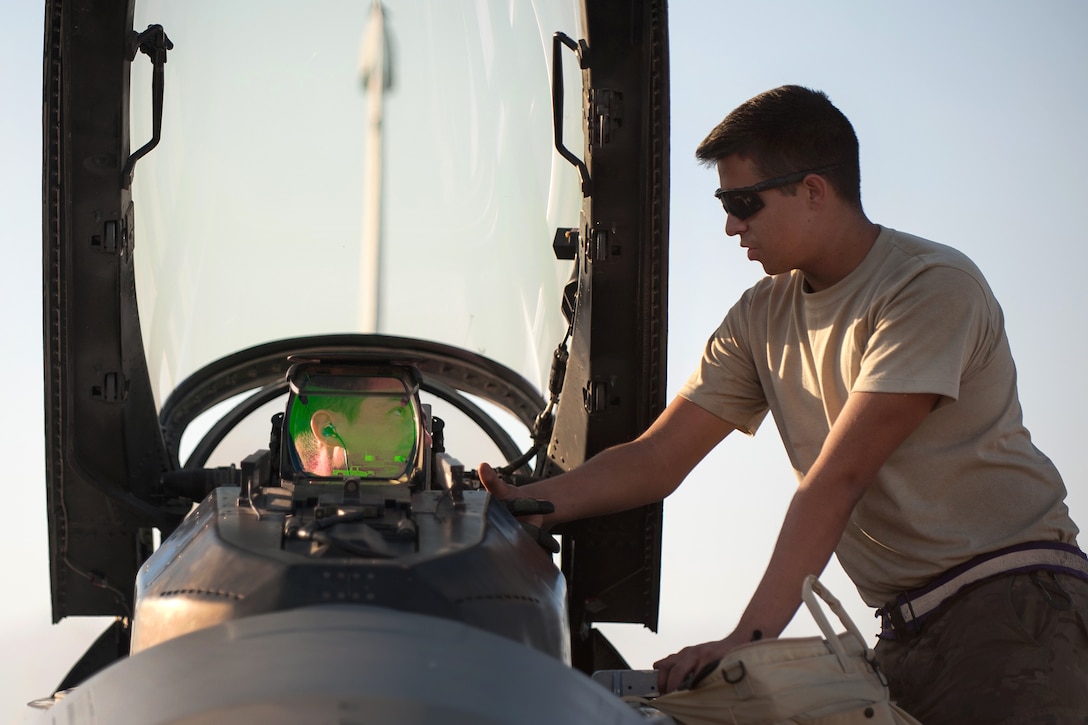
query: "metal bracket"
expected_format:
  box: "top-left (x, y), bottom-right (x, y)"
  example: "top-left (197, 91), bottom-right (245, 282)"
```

top-left (583, 379), bottom-right (609, 414)
top-left (91, 372), bottom-right (127, 402)
top-left (589, 88), bottom-right (622, 148)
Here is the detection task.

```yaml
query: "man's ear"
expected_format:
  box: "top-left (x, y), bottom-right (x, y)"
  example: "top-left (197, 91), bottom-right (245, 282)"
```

top-left (310, 410), bottom-right (337, 443)
top-left (804, 173), bottom-right (829, 209)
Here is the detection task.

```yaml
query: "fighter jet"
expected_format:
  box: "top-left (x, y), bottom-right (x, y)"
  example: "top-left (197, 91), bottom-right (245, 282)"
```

top-left (31, 0), bottom-right (670, 721)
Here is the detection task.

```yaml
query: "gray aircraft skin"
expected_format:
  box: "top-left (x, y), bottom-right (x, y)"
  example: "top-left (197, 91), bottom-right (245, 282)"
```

top-left (32, 0), bottom-right (671, 722)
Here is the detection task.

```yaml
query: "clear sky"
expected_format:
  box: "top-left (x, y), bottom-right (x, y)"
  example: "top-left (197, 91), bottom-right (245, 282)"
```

top-left (3, 1), bottom-right (1088, 720)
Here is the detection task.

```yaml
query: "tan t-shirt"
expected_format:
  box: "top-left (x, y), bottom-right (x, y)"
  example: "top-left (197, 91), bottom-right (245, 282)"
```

top-left (679, 226), bottom-right (1078, 606)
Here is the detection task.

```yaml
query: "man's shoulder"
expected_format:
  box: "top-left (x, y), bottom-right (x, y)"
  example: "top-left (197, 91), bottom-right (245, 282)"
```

top-left (873, 227), bottom-right (998, 313)
top-left (879, 226), bottom-right (979, 273)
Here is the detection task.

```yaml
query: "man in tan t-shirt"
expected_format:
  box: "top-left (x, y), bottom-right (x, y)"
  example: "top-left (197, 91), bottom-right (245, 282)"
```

top-left (480, 85), bottom-right (1087, 723)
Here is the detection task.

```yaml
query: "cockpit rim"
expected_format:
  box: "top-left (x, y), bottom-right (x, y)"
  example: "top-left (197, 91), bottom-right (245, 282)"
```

top-left (159, 333), bottom-right (546, 474)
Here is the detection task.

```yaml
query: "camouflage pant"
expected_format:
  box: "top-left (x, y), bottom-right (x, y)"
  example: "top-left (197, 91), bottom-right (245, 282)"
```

top-left (875, 571), bottom-right (1088, 724)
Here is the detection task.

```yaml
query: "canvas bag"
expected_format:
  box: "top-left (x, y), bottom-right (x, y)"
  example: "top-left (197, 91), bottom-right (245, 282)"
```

top-left (632, 575), bottom-right (922, 724)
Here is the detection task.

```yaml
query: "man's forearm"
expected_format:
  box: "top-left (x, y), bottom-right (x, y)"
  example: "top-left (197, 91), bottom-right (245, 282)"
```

top-left (729, 392), bottom-right (938, 639)
top-left (518, 438), bottom-right (682, 526)
top-left (488, 396), bottom-right (735, 527)
top-left (732, 480), bottom-right (859, 640)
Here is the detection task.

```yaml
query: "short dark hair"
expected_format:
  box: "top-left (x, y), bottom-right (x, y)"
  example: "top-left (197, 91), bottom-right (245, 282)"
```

top-left (696, 85), bottom-right (862, 209)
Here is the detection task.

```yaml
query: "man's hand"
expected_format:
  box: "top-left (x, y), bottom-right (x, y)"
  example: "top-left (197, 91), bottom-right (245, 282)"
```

top-left (478, 462), bottom-right (558, 552)
top-left (477, 462), bottom-right (516, 497)
top-left (478, 463), bottom-right (542, 520)
top-left (653, 631), bottom-right (749, 694)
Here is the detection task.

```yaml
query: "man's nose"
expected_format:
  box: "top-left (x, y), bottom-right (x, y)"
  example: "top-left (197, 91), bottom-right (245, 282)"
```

top-left (724, 213), bottom-right (746, 237)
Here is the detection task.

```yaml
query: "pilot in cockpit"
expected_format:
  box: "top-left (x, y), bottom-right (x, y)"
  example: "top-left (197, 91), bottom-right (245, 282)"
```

top-left (286, 373), bottom-right (419, 480)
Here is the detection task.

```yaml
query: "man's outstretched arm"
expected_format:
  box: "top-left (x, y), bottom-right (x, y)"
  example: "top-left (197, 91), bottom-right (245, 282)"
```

top-left (480, 396), bottom-right (736, 527)
top-left (654, 390), bottom-right (940, 693)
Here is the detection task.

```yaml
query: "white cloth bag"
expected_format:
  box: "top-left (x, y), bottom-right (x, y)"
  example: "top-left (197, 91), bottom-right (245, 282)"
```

top-left (632, 575), bottom-right (923, 724)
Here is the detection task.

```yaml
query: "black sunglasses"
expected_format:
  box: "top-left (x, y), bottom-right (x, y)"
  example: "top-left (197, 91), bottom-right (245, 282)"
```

top-left (714, 164), bottom-right (841, 220)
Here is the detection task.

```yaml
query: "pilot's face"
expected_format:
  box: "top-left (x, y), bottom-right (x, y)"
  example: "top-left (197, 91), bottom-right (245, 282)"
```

top-left (321, 395), bottom-right (418, 478)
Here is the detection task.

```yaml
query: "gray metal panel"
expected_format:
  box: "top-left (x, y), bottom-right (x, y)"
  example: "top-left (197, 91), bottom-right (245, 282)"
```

top-left (131, 488), bottom-right (570, 660)
top-left (29, 607), bottom-right (649, 725)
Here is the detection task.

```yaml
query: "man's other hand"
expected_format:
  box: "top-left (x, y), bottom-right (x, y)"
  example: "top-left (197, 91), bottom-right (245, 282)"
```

top-left (653, 634), bottom-right (746, 694)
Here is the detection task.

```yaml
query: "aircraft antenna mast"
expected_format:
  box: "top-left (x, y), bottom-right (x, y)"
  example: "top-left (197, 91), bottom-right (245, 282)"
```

top-left (359, 0), bottom-right (393, 332)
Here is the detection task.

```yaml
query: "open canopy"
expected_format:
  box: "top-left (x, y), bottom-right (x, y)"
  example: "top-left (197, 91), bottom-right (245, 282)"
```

top-left (42, 0), bottom-right (670, 673)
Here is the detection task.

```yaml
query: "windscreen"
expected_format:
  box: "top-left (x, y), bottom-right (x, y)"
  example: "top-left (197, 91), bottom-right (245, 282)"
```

top-left (130, 1), bottom-right (584, 407)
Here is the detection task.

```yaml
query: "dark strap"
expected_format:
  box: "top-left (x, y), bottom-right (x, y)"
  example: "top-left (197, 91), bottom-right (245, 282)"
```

top-left (877, 541), bottom-right (1088, 639)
